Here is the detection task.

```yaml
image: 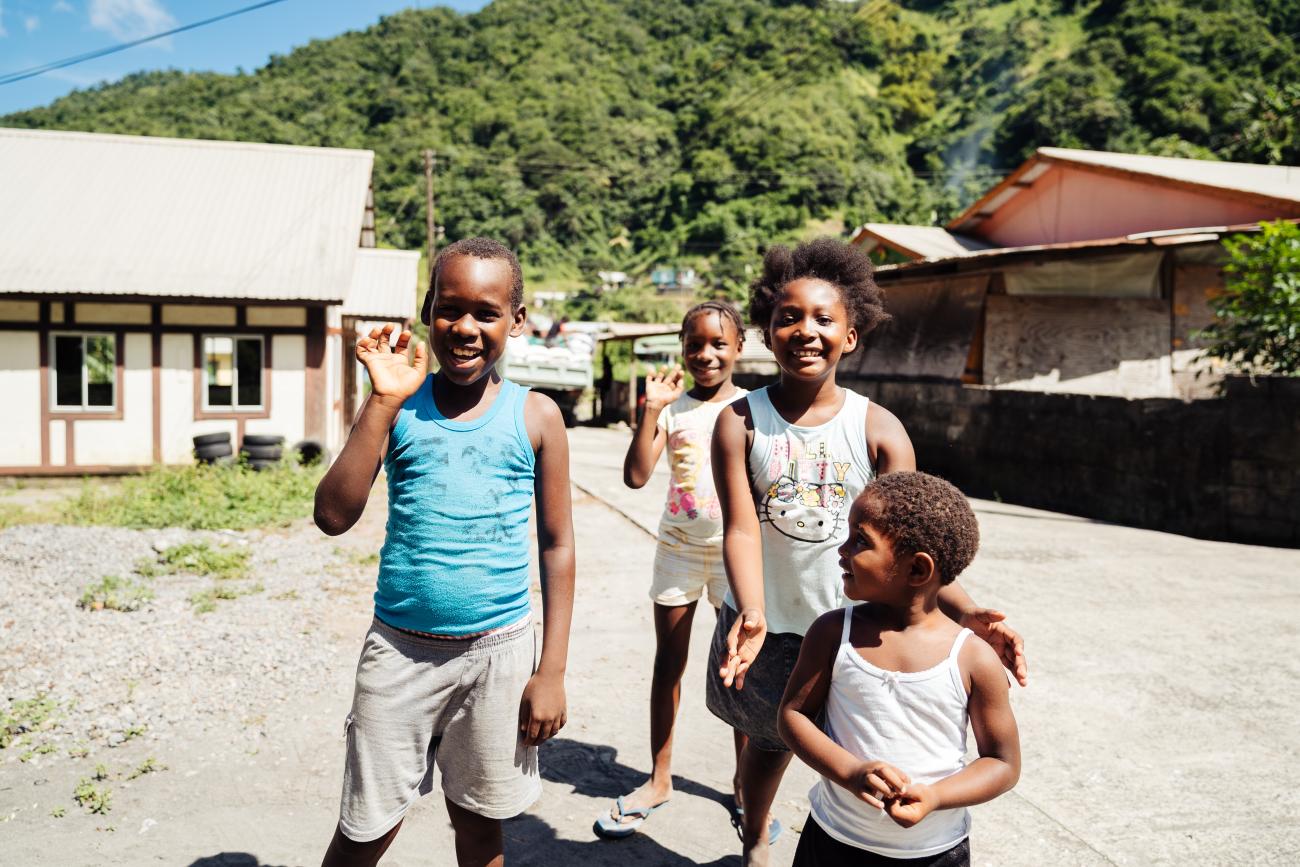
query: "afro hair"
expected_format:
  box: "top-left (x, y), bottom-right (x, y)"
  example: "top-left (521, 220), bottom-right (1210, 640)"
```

top-left (421, 236), bottom-right (524, 325)
top-left (861, 472), bottom-right (979, 585)
top-left (747, 237), bottom-right (888, 352)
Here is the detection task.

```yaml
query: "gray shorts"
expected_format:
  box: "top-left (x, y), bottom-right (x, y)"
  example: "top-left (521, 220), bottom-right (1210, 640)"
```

top-left (338, 616), bottom-right (540, 841)
top-left (705, 603), bottom-right (805, 752)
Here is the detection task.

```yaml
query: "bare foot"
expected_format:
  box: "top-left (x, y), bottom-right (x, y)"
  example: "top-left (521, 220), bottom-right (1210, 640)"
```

top-left (742, 840), bottom-right (770, 867)
top-left (609, 777), bottom-right (672, 825)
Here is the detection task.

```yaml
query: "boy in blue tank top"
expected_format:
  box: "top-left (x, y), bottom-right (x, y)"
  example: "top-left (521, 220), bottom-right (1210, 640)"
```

top-left (314, 237), bottom-right (575, 867)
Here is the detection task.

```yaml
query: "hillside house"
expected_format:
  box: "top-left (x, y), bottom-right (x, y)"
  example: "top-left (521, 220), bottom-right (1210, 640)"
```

top-left (0, 128), bottom-right (417, 475)
top-left (849, 148), bottom-right (1300, 399)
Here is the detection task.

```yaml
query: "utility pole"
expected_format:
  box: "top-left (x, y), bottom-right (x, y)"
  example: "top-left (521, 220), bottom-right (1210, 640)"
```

top-left (423, 148), bottom-right (439, 286)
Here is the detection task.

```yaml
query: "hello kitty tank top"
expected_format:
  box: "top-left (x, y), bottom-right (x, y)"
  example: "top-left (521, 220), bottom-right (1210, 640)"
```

top-left (726, 386), bottom-right (874, 636)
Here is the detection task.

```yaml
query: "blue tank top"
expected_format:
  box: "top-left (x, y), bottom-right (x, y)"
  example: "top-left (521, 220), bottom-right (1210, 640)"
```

top-left (374, 375), bottom-right (535, 636)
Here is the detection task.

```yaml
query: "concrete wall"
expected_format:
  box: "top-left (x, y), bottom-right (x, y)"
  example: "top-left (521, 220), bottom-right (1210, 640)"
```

top-left (76, 332), bottom-right (152, 465)
top-left (847, 376), bottom-right (1300, 547)
top-left (0, 331), bottom-right (41, 466)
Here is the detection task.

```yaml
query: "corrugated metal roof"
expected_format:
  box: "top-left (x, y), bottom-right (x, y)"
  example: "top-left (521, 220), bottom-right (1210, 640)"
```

top-left (343, 248), bottom-right (419, 320)
top-left (0, 127), bottom-right (375, 302)
top-left (849, 223), bottom-right (993, 259)
top-left (951, 147), bottom-right (1300, 233)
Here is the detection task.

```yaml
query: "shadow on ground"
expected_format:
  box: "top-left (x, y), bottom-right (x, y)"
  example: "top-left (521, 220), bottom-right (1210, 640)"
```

top-left (186, 855), bottom-right (290, 867)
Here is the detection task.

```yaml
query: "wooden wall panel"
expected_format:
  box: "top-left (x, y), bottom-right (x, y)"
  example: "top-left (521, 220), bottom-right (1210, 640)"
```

top-left (984, 295), bottom-right (1172, 398)
top-left (852, 275), bottom-right (988, 381)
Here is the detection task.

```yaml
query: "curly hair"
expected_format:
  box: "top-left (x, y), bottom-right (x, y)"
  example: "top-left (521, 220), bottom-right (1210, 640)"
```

top-left (421, 236), bottom-right (524, 324)
top-left (681, 300), bottom-right (744, 342)
top-left (747, 237), bottom-right (888, 350)
top-left (860, 472), bottom-right (979, 585)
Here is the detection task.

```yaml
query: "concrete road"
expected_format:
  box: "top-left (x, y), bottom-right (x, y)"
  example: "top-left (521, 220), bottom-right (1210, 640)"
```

top-left (5, 425), bottom-right (1298, 866)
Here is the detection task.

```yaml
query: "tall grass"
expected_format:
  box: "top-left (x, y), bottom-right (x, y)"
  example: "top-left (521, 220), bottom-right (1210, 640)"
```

top-left (61, 463), bottom-right (324, 530)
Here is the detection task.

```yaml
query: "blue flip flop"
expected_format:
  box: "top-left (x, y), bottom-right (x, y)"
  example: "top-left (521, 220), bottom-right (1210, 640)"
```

top-left (594, 795), bottom-right (670, 839)
top-left (730, 801), bottom-right (783, 845)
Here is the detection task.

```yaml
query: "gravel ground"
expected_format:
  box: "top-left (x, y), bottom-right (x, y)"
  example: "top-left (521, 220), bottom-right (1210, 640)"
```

top-left (0, 520), bottom-right (375, 792)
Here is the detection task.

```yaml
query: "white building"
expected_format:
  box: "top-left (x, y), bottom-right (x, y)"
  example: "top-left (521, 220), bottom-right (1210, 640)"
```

top-left (0, 127), bottom-right (418, 474)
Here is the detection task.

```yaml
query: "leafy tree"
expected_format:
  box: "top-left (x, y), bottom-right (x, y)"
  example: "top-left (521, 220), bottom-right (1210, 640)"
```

top-left (1199, 221), bottom-right (1300, 377)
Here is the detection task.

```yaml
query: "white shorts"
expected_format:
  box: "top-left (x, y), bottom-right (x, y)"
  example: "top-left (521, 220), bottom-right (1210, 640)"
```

top-left (338, 617), bottom-right (540, 841)
top-left (649, 526), bottom-right (729, 608)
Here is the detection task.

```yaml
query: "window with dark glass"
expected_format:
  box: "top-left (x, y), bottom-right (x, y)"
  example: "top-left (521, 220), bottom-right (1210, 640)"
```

top-left (203, 336), bottom-right (263, 409)
top-left (52, 333), bottom-right (115, 410)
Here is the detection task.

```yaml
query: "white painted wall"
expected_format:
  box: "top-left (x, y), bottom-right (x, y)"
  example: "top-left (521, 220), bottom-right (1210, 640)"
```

top-left (48, 421), bottom-right (66, 466)
top-left (76, 332), bottom-right (153, 465)
top-left (0, 332), bottom-right (41, 466)
top-left (160, 333), bottom-right (237, 463)
top-left (245, 334), bottom-right (306, 444)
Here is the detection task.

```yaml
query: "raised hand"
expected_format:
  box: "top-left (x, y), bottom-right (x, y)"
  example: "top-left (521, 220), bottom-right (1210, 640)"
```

top-left (885, 782), bottom-right (940, 828)
top-left (719, 607), bottom-right (767, 690)
top-left (960, 608), bottom-right (1027, 687)
top-left (851, 761), bottom-right (910, 810)
top-left (357, 323), bottom-right (429, 408)
top-left (643, 364), bottom-right (685, 410)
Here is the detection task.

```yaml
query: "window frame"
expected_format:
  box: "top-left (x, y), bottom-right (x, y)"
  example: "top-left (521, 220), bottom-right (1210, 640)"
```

top-left (47, 330), bottom-right (122, 416)
top-left (199, 333), bottom-right (268, 413)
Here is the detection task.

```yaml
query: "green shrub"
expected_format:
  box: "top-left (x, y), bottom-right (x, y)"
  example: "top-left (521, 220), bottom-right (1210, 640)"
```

top-left (157, 541), bottom-right (249, 580)
top-left (73, 779), bottom-right (111, 814)
top-left (78, 575), bottom-right (154, 612)
top-left (61, 463), bottom-right (324, 530)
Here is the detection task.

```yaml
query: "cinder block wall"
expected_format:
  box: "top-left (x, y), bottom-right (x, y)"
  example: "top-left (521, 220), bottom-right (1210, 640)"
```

top-left (846, 376), bottom-right (1300, 547)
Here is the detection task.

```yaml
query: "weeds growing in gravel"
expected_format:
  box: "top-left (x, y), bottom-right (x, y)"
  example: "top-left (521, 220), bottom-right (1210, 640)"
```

top-left (127, 757), bottom-right (166, 779)
top-left (189, 581), bottom-right (264, 614)
top-left (77, 575), bottom-right (155, 612)
top-left (1, 694), bottom-right (61, 749)
top-left (158, 541), bottom-right (250, 580)
top-left (61, 463), bottom-right (324, 530)
top-left (50, 806), bottom-right (66, 819)
top-left (73, 779), bottom-right (112, 814)
top-left (67, 743), bottom-right (89, 759)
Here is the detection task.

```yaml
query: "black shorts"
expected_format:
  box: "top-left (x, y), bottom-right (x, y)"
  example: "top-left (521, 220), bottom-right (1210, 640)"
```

top-left (705, 603), bottom-right (804, 752)
top-left (793, 816), bottom-right (970, 867)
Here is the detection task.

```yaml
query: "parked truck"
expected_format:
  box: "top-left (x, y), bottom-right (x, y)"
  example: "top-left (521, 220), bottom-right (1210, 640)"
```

top-left (496, 331), bottom-right (595, 426)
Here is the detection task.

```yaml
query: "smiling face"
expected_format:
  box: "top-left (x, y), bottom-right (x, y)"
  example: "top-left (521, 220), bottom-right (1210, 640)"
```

top-left (837, 495), bottom-right (909, 603)
top-left (429, 254), bottom-right (526, 386)
top-left (682, 309), bottom-right (742, 389)
top-left (767, 278), bottom-right (858, 382)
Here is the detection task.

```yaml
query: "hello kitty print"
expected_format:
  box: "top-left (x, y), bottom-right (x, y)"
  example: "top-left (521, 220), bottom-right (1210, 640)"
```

top-left (758, 439), bottom-right (852, 543)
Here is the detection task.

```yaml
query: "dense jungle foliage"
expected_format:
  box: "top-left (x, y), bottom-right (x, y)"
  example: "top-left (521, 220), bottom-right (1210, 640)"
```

top-left (5, 0), bottom-right (1297, 302)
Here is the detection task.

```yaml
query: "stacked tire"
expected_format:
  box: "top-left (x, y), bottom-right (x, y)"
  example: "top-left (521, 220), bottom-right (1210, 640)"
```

top-left (240, 434), bottom-right (284, 471)
top-left (193, 432), bottom-right (233, 465)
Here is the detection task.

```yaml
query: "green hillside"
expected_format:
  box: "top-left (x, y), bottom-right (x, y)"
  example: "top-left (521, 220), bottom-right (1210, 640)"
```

top-left (5, 0), bottom-right (1297, 296)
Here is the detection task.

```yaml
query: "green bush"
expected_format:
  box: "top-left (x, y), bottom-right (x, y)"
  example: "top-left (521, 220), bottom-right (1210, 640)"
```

top-left (1, 695), bottom-right (61, 750)
top-left (157, 541), bottom-right (250, 580)
top-left (1198, 220), bottom-right (1300, 377)
top-left (61, 463), bottom-right (324, 530)
top-left (77, 575), bottom-right (154, 612)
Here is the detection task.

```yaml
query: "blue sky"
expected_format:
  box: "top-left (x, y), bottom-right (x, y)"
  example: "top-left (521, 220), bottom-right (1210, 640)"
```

top-left (0, 1), bottom-right (488, 115)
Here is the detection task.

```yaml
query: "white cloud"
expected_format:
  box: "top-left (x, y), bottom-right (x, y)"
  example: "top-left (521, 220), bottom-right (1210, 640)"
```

top-left (25, 13), bottom-right (38, 31)
top-left (53, 1), bottom-right (75, 13)
top-left (89, 0), bottom-right (176, 42)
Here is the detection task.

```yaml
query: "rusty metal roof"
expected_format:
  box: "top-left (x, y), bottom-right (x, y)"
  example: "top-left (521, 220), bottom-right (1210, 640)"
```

top-left (0, 127), bottom-right (376, 302)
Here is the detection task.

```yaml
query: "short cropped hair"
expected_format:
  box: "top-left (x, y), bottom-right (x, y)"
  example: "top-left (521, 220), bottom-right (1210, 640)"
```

top-left (681, 300), bottom-right (744, 342)
top-left (747, 238), bottom-right (888, 350)
top-left (861, 472), bottom-right (979, 585)
top-left (421, 236), bottom-right (524, 324)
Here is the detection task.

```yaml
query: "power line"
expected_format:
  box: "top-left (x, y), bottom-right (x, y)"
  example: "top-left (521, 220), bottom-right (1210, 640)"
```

top-left (0, 0), bottom-right (293, 87)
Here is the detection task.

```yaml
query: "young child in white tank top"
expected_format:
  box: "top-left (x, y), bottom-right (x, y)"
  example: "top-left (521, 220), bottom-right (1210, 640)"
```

top-left (779, 472), bottom-right (1021, 866)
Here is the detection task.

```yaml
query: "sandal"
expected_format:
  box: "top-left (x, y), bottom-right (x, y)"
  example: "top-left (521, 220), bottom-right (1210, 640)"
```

top-left (730, 801), bottom-right (783, 845)
top-left (594, 794), bottom-right (670, 839)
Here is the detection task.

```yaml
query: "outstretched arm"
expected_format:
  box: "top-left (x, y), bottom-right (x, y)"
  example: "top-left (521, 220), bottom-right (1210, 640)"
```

top-left (314, 325), bottom-right (427, 535)
top-left (886, 638), bottom-right (1021, 828)
top-left (868, 400), bottom-right (1027, 686)
top-left (712, 401), bottom-right (765, 689)
top-left (518, 392), bottom-right (575, 746)
top-left (623, 365), bottom-right (681, 488)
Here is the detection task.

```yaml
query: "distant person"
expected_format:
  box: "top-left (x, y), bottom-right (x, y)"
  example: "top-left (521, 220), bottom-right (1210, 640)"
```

top-left (707, 239), bottom-right (1028, 866)
top-left (596, 302), bottom-right (752, 839)
top-left (313, 237), bottom-right (575, 867)
top-left (779, 472), bottom-right (1021, 866)
top-left (544, 315), bottom-right (569, 347)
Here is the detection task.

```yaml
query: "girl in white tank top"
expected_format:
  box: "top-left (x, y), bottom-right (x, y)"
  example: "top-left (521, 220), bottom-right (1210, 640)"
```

top-left (778, 472), bottom-right (1021, 866)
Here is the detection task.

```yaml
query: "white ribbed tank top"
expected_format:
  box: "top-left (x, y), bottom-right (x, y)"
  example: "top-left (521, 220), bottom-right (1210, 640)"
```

top-left (809, 606), bottom-right (973, 858)
top-left (725, 386), bottom-right (874, 636)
